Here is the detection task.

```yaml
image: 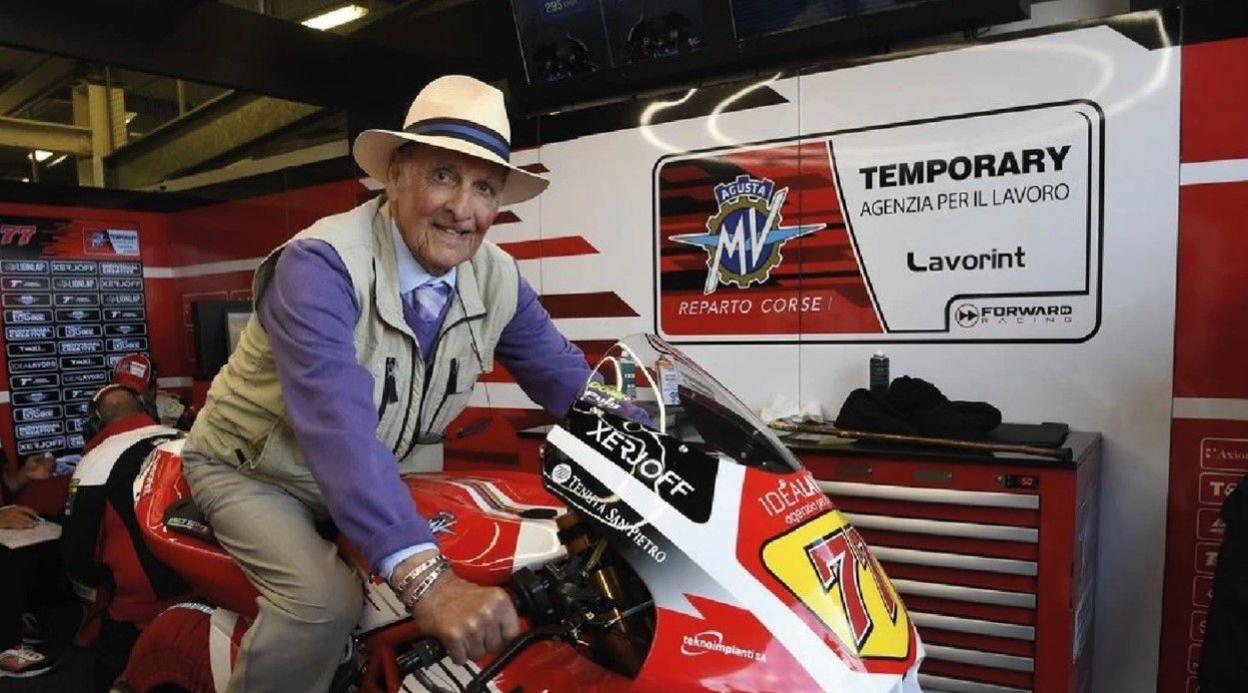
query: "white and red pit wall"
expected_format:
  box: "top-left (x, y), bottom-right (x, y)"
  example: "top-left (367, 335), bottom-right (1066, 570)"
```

top-left (1157, 35), bottom-right (1248, 693)
top-left (0, 18), bottom-right (1242, 693)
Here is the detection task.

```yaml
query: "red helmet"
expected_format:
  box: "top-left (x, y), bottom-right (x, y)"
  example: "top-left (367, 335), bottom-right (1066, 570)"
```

top-left (112, 353), bottom-right (156, 393)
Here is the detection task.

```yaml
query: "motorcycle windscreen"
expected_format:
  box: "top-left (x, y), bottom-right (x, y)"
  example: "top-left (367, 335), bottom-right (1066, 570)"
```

top-left (576, 333), bottom-right (801, 474)
top-left (546, 335), bottom-right (921, 685)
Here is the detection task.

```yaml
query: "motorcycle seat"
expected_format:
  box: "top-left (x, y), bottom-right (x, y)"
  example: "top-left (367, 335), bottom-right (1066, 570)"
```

top-left (136, 447), bottom-right (262, 619)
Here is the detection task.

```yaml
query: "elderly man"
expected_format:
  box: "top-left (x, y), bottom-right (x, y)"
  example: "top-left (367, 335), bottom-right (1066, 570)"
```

top-left (181, 75), bottom-right (590, 691)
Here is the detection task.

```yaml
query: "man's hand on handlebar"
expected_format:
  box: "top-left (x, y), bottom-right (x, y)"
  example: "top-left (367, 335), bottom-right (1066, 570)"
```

top-left (393, 549), bottom-right (521, 665)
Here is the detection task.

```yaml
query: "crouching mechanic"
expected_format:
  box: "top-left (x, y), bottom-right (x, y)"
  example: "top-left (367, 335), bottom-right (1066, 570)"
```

top-left (181, 75), bottom-right (591, 692)
top-left (62, 385), bottom-right (187, 689)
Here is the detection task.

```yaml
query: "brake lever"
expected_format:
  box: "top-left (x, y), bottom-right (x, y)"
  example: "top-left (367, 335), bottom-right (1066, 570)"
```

top-left (464, 620), bottom-right (586, 693)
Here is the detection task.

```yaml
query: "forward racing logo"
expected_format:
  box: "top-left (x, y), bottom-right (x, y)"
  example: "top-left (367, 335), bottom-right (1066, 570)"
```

top-left (672, 175), bottom-right (824, 295)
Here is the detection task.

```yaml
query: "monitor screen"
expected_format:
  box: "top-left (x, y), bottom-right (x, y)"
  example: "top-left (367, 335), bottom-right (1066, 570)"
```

top-left (731, 0), bottom-right (935, 39)
top-left (192, 300), bottom-right (251, 378)
top-left (226, 310), bottom-right (250, 354)
top-left (511, 0), bottom-right (707, 83)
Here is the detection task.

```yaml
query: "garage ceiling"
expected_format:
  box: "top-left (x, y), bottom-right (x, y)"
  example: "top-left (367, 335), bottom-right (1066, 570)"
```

top-left (0, 0), bottom-right (446, 188)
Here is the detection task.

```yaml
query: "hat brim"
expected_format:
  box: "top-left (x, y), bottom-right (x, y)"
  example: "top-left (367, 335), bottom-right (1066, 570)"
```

top-left (352, 129), bottom-right (548, 206)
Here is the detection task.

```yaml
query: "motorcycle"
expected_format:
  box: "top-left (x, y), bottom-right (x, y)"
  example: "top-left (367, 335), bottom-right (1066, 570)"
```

top-left (118, 334), bottom-right (923, 692)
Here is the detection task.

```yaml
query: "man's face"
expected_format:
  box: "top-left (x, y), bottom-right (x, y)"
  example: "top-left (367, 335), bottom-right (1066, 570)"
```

top-left (385, 145), bottom-right (506, 276)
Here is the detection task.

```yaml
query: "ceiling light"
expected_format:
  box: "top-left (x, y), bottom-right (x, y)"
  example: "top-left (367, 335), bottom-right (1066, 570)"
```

top-left (302, 4), bottom-right (368, 30)
top-left (30, 150), bottom-right (53, 162)
top-left (124, 111), bottom-right (138, 124)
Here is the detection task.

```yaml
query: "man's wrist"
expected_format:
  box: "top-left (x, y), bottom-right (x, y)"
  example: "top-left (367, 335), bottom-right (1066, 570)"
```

top-left (388, 547), bottom-right (442, 587)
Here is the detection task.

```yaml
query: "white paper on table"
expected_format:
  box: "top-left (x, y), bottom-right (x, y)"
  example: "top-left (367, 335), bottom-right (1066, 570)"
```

top-left (0, 519), bottom-right (61, 549)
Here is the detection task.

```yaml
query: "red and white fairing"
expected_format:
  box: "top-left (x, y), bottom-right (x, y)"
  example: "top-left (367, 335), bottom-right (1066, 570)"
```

top-left (539, 334), bottom-right (923, 691)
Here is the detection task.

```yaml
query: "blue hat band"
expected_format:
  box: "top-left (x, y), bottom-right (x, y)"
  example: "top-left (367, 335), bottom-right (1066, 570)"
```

top-left (403, 118), bottom-right (510, 162)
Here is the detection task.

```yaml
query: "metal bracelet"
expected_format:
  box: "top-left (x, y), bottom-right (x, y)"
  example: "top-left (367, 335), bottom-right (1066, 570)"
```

top-left (401, 561), bottom-right (449, 610)
top-left (392, 553), bottom-right (444, 595)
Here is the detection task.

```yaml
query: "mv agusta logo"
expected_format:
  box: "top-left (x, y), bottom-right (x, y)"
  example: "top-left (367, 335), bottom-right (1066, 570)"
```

top-left (672, 175), bottom-right (825, 295)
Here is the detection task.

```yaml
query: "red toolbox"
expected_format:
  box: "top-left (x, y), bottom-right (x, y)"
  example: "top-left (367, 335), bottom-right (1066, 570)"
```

top-left (793, 433), bottom-right (1101, 693)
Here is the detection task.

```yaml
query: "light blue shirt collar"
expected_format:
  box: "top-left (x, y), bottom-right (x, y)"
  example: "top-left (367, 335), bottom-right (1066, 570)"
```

top-left (390, 219), bottom-right (456, 295)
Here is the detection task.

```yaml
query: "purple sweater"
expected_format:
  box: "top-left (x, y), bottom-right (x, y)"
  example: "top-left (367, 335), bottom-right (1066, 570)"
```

top-left (259, 239), bottom-right (589, 572)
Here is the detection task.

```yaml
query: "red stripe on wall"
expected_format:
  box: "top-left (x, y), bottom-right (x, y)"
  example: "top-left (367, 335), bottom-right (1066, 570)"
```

top-left (1181, 38), bottom-right (1248, 162)
top-left (539, 292), bottom-right (638, 319)
top-left (1172, 181), bottom-right (1248, 398)
top-left (498, 236), bottom-right (597, 260)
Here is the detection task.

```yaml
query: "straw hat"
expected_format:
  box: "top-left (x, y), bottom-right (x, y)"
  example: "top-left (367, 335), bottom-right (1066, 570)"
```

top-left (352, 75), bottom-right (547, 205)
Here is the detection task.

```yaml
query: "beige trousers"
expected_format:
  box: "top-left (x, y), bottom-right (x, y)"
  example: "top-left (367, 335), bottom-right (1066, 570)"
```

top-left (182, 452), bottom-right (363, 693)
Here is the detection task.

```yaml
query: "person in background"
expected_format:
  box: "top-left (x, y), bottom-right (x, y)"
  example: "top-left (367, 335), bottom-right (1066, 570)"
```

top-left (181, 74), bottom-right (590, 691)
top-left (62, 385), bottom-right (186, 690)
top-left (1, 453), bottom-right (62, 678)
top-left (111, 354), bottom-right (196, 430)
top-left (2, 452), bottom-right (54, 503)
top-left (1200, 471), bottom-right (1248, 692)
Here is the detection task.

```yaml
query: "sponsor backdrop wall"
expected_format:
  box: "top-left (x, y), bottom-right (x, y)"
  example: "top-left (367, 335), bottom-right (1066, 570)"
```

top-left (2, 21), bottom-right (1243, 693)
top-left (542, 27), bottom-right (1180, 693)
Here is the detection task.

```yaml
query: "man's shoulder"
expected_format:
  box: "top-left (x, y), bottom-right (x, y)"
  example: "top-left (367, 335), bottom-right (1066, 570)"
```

top-left (295, 197), bottom-right (381, 251)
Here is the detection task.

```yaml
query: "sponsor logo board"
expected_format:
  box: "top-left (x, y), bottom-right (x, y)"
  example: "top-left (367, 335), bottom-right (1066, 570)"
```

top-left (7, 341), bottom-right (56, 357)
top-left (58, 339), bottom-right (104, 355)
top-left (62, 370), bottom-right (107, 387)
top-left (102, 293), bottom-right (144, 306)
top-left (56, 294), bottom-right (98, 306)
top-left (10, 374), bottom-right (59, 390)
top-left (2, 277), bottom-right (50, 291)
top-left (60, 355), bottom-right (106, 371)
top-left (12, 389), bottom-right (61, 406)
top-left (52, 277), bottom-right (98, 291)
top-left (104, 323), bottom-right (146, 337)
top-left (2, 293), bottom-right (51, 307)
top-left (17, 436), bottom-right (65, 455)
top-left (5, 325), bottom-right (55, 341)
top-left (100, 277), bottom-right (143, 291)
top-left (57, 324), bottom-right (103, 339)
top-left (55, 308), bottom-right (102, 322)
top-left (10, 357), bottom-right (58, 373)
top-left (13, 406), bottom-right (62, 422)
top-left (98, 262), bottom-right (141, 276)
top-left (107, 337), bottom-right (148, 352)
top-left (16, 421), bottom-right (64, 439)
top-left (4, 309), bottom-right (53, 323)
top-left (0, 260), bottom-right (48, 274)
top-left (62, 387), bottom-right (96, 402)
top-left (656, 101), bottom-right (1102, 343)
top-left (103, 308), bottom-right (145, 321)
top-left (50, 260), bottom-right (97, 274)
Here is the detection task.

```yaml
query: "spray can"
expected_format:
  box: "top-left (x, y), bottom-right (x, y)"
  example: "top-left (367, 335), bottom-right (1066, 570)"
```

top-left (656, 355), bottom-right (680, 405)
top-left (620, 358), bottom-right (637, 398)
top-left (869, 350), bottom-right (889, 396)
